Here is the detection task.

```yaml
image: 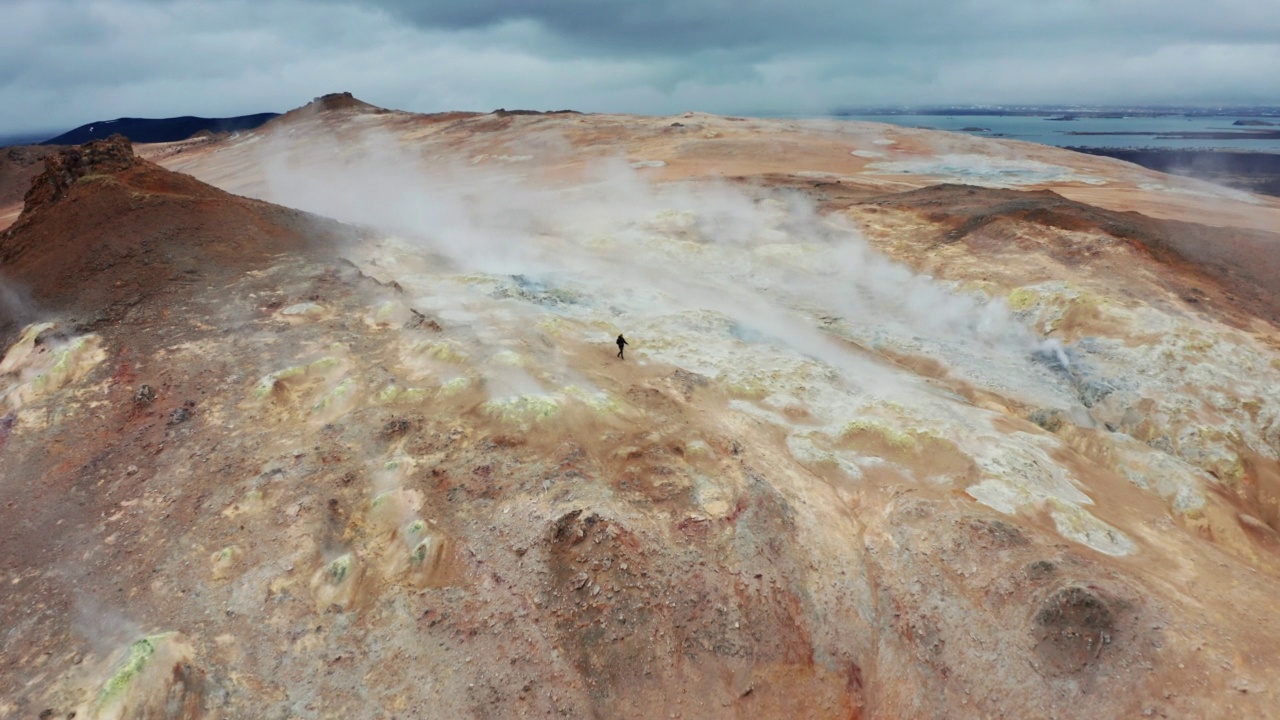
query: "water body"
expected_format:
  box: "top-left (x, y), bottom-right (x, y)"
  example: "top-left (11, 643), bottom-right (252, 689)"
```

top-left (810, 114), bottom-right (1280, 153)
top-left (0, 132), bottom-right (57, 147)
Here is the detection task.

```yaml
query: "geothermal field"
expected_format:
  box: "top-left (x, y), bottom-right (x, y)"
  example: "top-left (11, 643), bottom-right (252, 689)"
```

top-left (3, 94), bottom-right (1280, 718)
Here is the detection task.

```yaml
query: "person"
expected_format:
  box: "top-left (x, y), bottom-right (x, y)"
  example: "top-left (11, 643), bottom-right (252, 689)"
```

top-left (616, 334), bottom-right (628, 359)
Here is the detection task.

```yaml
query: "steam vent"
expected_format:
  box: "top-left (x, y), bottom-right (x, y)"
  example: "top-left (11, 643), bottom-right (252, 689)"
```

top-left (3, 97), bottom-right (1280, 718)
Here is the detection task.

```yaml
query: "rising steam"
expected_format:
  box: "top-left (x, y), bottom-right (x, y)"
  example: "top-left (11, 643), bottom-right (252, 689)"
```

top-left (255, 126), bottom-right (1073, 405)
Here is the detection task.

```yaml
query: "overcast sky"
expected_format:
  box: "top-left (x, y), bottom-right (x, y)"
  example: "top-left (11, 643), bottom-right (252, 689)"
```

top-left (2, 0), bottom-right (1279, 134)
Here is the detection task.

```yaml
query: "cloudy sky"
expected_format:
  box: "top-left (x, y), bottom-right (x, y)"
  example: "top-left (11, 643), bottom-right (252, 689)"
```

top-left (2, 0), bottom-right (1279, 135)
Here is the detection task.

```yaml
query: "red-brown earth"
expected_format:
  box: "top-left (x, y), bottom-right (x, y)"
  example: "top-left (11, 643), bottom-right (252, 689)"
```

top-left (2, 100), bottom-right (1280, 719)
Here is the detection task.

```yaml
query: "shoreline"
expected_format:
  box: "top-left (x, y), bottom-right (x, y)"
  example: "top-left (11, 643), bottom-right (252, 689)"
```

top-left (1068, 147), bottom-right (1280, 197)
top-left (1065, 130), bottom-right (1280, 140)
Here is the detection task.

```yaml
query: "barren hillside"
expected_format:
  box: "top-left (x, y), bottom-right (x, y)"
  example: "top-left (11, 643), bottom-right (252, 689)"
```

top-left (3, 97), bottom-right (1280, 719)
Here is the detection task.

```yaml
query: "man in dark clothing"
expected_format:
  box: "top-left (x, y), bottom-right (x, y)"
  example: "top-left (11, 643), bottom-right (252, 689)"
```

top-left (616, 334), bottom-right (628, 359)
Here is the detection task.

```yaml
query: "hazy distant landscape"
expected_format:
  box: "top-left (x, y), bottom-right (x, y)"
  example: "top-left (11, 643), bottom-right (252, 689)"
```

top-left (14, 104), bottom-right (1280, 197)
top-left (0, 132), bottom-right (53, 147)
top-left (14, 105), bottom-right (1280, 153)
top-left (829, 108), bottom-right (1280, 150)
top-left (782, 107), bottom-right (1280, 197)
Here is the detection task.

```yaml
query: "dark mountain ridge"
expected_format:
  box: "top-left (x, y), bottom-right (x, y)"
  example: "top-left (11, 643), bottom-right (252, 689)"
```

top-left (42, 112), bottom-right (279, 145)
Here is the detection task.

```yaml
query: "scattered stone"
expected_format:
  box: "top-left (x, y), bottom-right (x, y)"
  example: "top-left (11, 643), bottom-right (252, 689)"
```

top-left (133, 384), bottom-right (156, 405)
top-left (405, 309), bottom-right (442, 332)
top-left (553, 511), bottom-right (582, 539)
top-left (671, 369), bottom-right (710, 400)
top-left (325, 554), bottom-right (352, 585)
top-left (381, 417), bottom-right (412, 438)
top-left (1077, 378), bottom-right (1117, 408)
top-left (1028, 408), bottom-right (1064, 433)
top-left (968, 518), bottom-right (1028, 547)
top-left (1025, 560), bottom-right (1058, 580)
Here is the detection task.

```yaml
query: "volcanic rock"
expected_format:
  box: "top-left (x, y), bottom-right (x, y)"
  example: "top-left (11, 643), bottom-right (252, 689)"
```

top-left (0, 136), bottom-right (346, 337)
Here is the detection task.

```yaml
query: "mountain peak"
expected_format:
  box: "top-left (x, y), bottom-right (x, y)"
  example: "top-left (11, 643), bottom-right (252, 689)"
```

top-left (306, 92), bottom-right (380, 113)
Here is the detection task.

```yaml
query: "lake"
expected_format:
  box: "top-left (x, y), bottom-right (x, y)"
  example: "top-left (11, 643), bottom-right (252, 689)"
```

top-left (804, 114), bottom-right (1280, 152)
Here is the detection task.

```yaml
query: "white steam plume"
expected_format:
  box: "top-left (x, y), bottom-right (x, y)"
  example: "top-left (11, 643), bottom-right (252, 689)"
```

top-left (256, 126), bottom-right (1069, 401)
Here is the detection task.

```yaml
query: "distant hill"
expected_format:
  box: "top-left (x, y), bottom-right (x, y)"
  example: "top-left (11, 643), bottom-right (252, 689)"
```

top-left (41, 113), bottom-right (279, 145)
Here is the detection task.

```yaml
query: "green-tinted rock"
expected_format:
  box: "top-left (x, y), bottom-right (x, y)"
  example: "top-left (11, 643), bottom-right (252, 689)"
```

top-left (96, 633), bottom-right (174, 708)
top-left (482, 395), bottom-right (561, 427)
top-left (325, 554), bottom-right (353, 585)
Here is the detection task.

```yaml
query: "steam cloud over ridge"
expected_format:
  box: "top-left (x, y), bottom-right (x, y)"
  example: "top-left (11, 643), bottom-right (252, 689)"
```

top-left (259, 127), bottom-right (1069, 408)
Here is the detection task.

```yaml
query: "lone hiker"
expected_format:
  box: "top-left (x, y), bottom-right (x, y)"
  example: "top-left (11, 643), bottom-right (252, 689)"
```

top-left (616, 334), bottom-right (628, 359)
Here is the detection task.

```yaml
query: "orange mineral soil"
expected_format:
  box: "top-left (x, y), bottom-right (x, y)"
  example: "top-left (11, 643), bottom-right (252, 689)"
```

top-left (3, 95), bottom-right (1280, 718)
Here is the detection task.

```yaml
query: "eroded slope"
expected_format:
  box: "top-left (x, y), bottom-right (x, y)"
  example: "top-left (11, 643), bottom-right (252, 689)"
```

top-left (2, 109), bottom-right (1280, 719)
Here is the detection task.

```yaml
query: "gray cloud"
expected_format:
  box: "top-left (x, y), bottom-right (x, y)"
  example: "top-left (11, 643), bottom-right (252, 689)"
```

top-left (1, 0), bottom-right (1278, 135)
top-left (308, 0), bottom-right (1280, 57)
top-left (323, 0), bottom-right (1280, 50)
